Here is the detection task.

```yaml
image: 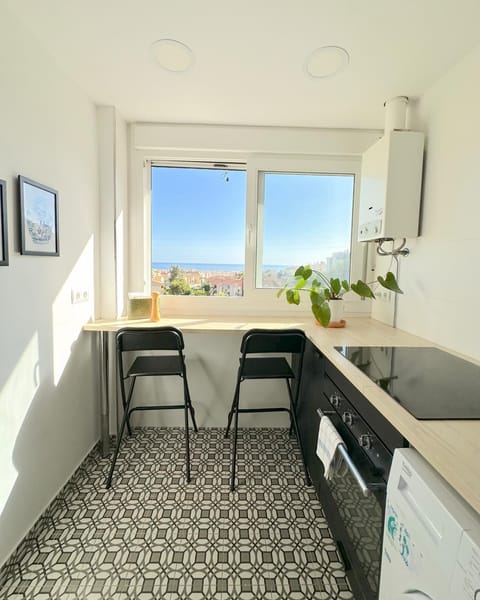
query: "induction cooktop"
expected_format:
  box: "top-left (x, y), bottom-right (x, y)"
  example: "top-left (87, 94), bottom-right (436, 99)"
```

top-left (335, 346), bottom-right (480, 420)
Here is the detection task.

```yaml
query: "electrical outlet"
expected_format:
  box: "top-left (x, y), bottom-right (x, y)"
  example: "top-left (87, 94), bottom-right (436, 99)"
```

top-left (71, 288), bottom-right (89, 304)
top-left (379, 290), bottom-right (391, 303)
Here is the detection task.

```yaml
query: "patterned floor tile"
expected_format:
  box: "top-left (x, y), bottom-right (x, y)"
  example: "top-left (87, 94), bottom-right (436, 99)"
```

top-left (0, 427), bottom-right (354, 599)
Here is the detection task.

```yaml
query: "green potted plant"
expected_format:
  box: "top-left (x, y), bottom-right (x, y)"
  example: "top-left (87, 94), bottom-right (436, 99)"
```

top-left (277, 265), bottom-right (403, 327)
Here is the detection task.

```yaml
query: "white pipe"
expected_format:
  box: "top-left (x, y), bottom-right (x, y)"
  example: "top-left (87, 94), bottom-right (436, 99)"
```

top-left (384, 96), bottom-right (409, 133)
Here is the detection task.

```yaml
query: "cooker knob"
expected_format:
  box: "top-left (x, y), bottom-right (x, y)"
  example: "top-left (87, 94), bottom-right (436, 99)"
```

top-left (329, 393), bottom-right (341, 407)
top-left (342, 412), bottom-right (354, 426)
top-left (359, 433), bottom-right (374, 450)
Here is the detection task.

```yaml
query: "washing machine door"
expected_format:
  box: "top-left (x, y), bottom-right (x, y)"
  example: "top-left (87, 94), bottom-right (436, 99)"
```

top-left (396, 592), bottom-right (435, 600)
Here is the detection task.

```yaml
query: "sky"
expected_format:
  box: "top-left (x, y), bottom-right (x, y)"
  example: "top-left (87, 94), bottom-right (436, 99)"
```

top-left (151, 166), bottom-right (354, 266)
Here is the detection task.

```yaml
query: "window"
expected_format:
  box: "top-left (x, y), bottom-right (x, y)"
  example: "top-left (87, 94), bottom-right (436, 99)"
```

top-left (151, 164), bottom-right (246, 297)
top-left (256, 172), bottom-right (355, 289)
top-left (143, 154), bottom-right (364, 316)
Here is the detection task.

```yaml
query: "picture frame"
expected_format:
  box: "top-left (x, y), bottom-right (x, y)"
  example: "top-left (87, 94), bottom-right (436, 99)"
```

top-left (19, 175), bottom-right (59, 256)
top-left (0, 179), bottom-right (8, 266)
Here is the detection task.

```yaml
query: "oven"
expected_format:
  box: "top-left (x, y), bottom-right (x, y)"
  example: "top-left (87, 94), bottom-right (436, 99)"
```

top-left (313, 358), bottom-right (408, 600)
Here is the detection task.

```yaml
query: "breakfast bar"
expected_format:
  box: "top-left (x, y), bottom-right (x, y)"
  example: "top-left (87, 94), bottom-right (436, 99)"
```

top-left (84, 316), bottom-right (480, 514)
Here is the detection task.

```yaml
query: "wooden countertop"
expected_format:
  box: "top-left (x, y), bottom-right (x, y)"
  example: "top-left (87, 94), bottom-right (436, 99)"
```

top-left (83, 315), bottom-right (311, 333)
top-left (84, 316), bottom-right (480, 514)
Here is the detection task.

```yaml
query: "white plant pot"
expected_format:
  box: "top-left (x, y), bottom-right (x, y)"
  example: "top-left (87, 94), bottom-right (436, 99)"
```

top-left (328, 299), bottom-right (344, 325)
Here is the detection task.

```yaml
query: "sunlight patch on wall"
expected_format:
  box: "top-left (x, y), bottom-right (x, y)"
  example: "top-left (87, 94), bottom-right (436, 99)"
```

top-left (52, 236), bottom-right (94, 386)
top-left (0, 333), bottom-right (39, 516)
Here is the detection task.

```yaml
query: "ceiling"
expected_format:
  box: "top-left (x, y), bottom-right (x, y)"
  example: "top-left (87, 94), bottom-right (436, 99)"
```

top-left (7, 0), bottom-right (480, 129)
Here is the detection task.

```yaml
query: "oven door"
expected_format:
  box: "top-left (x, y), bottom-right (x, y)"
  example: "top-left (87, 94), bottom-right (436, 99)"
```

top-left (317, 413), bottom-right (387, 600)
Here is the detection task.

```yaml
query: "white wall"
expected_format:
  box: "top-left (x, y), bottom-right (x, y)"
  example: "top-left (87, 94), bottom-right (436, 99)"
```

top-left (97, 106), bottom-right (128, 319)
top-left (396, 42), bottom-right (480, 361)
top-left (0, 6), bottom-right (99, 567)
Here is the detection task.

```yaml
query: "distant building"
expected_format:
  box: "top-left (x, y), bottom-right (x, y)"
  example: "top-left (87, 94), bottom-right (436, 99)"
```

top-left (152, 269), bottom-right (167, 285)
top-left (152, 267), bottom-right (244, 296)
top-left (207, 274), bottom-right (243, 296)
top-left (325, 251), bottom-right (349, 281)
top-left (182, 270), bottom-right (202, 286)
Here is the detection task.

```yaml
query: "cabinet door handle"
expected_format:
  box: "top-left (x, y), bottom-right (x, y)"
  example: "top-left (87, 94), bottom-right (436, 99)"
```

top-left (317, 408), bottom-right (371, 497)
top-left (359, 433), bottom-right (374, 450)
top-left (329, 393), bottom-right (341, 407)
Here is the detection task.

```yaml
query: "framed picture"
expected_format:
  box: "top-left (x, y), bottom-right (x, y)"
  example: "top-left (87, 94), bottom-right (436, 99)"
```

top-left (0, 179), bottom-right (8, 266)
top-left (19, 175), bottom-right (59, 256)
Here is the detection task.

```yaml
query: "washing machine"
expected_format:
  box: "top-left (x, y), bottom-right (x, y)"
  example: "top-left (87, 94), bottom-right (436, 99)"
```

top-left (379, 448), bottom-right (480, 600)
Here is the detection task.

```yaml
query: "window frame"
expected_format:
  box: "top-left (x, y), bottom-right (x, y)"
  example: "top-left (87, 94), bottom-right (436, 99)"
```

top-left (136, 152), bottom-right (369, 318)
top-left (253, 164), bottom-right (357, 291)
top-left (150, 160), bottom-right (248, 298)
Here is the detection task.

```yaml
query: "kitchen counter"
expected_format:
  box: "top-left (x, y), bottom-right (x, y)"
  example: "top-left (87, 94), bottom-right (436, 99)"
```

top-left (305, 319), bottom-right (480, 516)
top-left (84, 316), bottom-right (480, 514)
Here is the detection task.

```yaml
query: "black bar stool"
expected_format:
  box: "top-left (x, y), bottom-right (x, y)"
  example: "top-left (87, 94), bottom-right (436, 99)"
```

top-left (106, 326), bottom-right (198, 488)
top-left (224, 328), bottom-right (311, 491)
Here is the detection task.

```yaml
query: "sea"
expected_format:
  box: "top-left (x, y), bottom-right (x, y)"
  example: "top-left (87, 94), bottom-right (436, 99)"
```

top-left (152, 262), bottom-right (289, 272)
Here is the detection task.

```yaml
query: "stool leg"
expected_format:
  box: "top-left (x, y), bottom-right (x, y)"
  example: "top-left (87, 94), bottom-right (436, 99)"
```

top-left (287, 379), bottom-right (294, 436)
top-left (225, 375), bottom-right (241, 438)
top-left (287, 378), bottom-right (300, 437)
top-left (119, 377), bottom-right (132, 437)
top-left (183, 380), bottom-right (191, 484)
top-left (184, 375), bottom-right (198, 433)
top-left (106, 377), bottom-right (136, 489)
top-left (230, 382), bottom-right (241, 491)
top-left (286, 380), bottom-right (312, 487)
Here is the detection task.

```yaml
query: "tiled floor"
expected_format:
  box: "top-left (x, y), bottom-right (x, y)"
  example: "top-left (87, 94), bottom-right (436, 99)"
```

top-left (0, 428), bottom-right (354, 599)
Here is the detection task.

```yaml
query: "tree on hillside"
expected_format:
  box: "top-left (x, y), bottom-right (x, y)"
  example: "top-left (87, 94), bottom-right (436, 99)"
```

top-left (167, 278), bottom-right (192, 295)
top-left (168, 264), bottom-right (181, 282)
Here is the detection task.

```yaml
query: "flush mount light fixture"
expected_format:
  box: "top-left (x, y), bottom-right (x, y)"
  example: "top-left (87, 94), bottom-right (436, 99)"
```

top-left (150, 39), bottom-right (194, 72)
top-left (305, 45), bottom-right (350, 78)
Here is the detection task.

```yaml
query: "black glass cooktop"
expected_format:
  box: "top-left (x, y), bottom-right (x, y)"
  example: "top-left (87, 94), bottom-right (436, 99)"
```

top-left (336, 346), bottom-right (480, 420)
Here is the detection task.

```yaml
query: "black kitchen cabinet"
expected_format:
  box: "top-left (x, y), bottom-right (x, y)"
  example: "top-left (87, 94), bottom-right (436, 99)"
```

top-left (297, 339), bottom-right (407, 600)
top-left (296, 339), bottom-right (328, 490)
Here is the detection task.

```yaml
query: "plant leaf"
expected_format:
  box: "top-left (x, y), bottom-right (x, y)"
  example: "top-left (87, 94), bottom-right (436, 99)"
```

top-left (330, 277), bottom-right (341, 296)
top-left (351, 280), bottom-right (376, 299)
top-left (286, 289), bottom-right (300, 305)
top-left (377, 271), bottom-right (403, 294)
top-left (276, 285), bottom-right (287, 298)
top-left (310, 290), bottom-right (325, 305)
top-left (294, 265), bottom-right (305, 277)
top-left (341, 280), bottom-right (350, 292)
top-left (312, 301), bottom-right (330, 327)
top-left (295, 277), bottom-right (307, 290)
top-left (294, 265), bottom-right (312, 280)
top-left (324, 288), bottom-right (331, 301)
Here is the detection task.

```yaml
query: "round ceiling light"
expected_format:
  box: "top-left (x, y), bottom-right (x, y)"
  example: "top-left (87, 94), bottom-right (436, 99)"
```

top-left (305, 45), bottom-right (350, 78)
top-left (150, 39), bottom-right (194, 72)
